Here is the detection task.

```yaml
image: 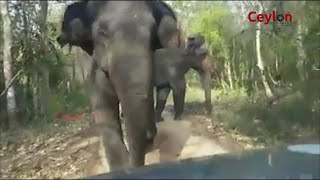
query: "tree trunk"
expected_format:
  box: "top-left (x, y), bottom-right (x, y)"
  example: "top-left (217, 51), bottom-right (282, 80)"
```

top-left (219, 61), bottom-right (228, 89)
top-left (256, 2), bottom-right (274, 98)
top-left (38, 0), bottom-right (51, 114)
top-left (39, 0), bottom-right (48, 54)
top-left (231, 38), bottom-right (238, 86)
top-left (225, 60), bottom-right (233, 89)
top-left (275, 53), bottom-right (279, 73)
top-left (71, 58), bottom-right (76, 90)
top-left (296, 11), bottom-right (307, 81)
top-left (0, 57), bottom-right (9, 129)
top-left (1, 0), bottom-right (18, 128)
top-left (32, 74), bottom-right (39, 115)
top-left (245, 58), bottom-right (255, 98)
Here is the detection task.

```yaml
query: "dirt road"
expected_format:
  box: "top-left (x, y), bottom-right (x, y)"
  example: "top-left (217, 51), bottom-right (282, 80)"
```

top-left (0, 108), bottom-right (251, 179)
top-left (67, 109), bottom-right (245, 178)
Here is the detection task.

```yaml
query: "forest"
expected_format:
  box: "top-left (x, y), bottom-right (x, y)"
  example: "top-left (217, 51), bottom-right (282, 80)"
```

top-left (0, 1), bottom-right (319, 178)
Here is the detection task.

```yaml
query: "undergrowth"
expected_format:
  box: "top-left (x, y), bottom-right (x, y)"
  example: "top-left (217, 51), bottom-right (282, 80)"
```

top-left (1, 86), bottom-right (318, 147)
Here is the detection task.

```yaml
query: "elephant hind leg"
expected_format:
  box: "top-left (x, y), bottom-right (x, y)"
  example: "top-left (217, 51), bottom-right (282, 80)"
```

top-left (155, 86), bottom-right (171, 122)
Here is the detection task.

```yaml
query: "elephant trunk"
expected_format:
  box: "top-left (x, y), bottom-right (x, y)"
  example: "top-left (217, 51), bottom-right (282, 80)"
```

top-left (200, 71), bottom-right (212, 115)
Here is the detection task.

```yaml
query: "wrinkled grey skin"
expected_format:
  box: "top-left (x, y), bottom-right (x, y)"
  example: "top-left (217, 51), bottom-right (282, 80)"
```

top-left (57, 1), bottom-right (183, 172)
top-left (185, 34), bottom-right (205, 54)
top-left (56, 0), bottom-right (181, 55)
top-left (154, 34), bottom-right (213, 121)
top-left (56, 0), bottom-right (182, 123)
top-left (86, 1), bottom-right (156, 171)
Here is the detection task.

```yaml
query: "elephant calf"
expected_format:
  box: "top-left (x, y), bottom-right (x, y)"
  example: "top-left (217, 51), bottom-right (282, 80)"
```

top-left (154, 34), bottom-right (213, 122)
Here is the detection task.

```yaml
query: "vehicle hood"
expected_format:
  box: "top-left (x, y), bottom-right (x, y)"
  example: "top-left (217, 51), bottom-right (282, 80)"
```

top-left (86, 143), bottom-right (320, 179)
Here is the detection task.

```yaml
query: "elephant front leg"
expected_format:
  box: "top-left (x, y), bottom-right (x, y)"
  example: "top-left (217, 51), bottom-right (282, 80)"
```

top-left (90, 82), bottom-right (129, 171)
top-left (155, 86), bottom-right (171, 122)
top-left (199, 71), bottom-right (213, 115)
top-left (171, 79), bottom-right (186, 120)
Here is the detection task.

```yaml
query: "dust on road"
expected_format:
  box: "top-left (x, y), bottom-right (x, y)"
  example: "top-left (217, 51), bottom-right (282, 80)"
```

top-left (65, 109), bottom-right (249, 178)
top-left (0, 108), bottom-right (257, 179)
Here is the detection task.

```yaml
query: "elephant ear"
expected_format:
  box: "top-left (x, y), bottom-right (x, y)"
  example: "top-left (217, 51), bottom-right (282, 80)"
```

top-left (185, 34), bottom-right (205, 50)
top-left (187, 37), bottom-right (195, 47)
top-left (69, 18), bottom-right (86, 39)
top-left (183, 37), bottom-right (195, 55)
top-left (158, 15), bottom-right (179, 48)
top-left (177, 23), bottom-right (186, 48)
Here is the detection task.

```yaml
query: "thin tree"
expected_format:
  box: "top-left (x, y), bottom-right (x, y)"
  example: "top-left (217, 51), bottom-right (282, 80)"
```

top-left (255, 1), bottom-right (274, 98)
top-left (295, 1), bottom-right (307, 81)
top-left (38, 0), bottom-right (51, 114)
top-left (1, 0), bottom-right (18, 128)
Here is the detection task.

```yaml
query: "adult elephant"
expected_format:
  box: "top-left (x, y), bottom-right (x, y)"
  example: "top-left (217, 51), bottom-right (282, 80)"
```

top-left (56, 1), bottom-right (210, 122)
top-left (154, 34), bottom-right (213, 121)
top-left (57, 1), bottom-right (182, 171)
top-left (57, 0), bottom-right (184, 119)
top-left (56, 0), bottom-right (184, 54)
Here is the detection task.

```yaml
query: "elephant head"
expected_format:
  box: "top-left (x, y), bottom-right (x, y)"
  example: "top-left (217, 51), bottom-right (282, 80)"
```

top-left (184, 35), bottom-right (213, 115)
top-left (57, 1), bottom-right (181, 56)
top-left (83, 1), bottom-right (157, 170)
top-left (185, 34), bottom-right (206, 54)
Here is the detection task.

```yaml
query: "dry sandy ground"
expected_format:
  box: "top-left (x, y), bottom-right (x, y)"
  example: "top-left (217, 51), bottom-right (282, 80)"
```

top-left (1, 106), bottom-right (318, 178)
top-left (0, 109), bottom-right (250, 179)
top-left (67, 111), bottom-right (244, 178)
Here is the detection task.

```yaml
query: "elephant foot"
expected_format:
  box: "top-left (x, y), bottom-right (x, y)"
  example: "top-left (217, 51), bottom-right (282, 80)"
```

top-left (145, 136), bottom-right (155, 153)
top-left (145, 126), bottom-right (157, 153)
top-left (205, 102), bottom-right (213, 115)
top-left (174, 115), bottom-right (183, 121)
top-left (155, 115), bottom-right (165, 123)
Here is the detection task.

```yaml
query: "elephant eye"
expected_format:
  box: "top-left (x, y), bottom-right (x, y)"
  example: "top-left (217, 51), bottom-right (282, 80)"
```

top-left (97, 21), bottom-right (113, 38)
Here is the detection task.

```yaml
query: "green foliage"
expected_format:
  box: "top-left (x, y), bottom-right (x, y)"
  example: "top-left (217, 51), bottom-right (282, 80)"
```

top-left (191, 3), bottom-right (232, 59)
top-left (47, 88), bottom-right (89, 124)
top-left (177, 1), bottom-right (320, 144)
top-left (0, 1), bottom-right (85, 127)
top-left (214, 90), bottom-right (318, 144)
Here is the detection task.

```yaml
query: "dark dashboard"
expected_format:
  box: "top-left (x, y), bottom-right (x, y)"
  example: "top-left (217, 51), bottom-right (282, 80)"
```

top-left (86, 144), bottom-right (320, 179)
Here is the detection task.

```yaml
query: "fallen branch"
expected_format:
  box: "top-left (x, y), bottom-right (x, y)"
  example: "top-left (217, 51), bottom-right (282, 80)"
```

top-left (312, 64), bottom-right (320, 71)
top-left (0, 69), bottom-right (22, 98)
top-left (48, 39), bottom-right (62, 63)
top-left (267, 68), bottom-right (279, 86)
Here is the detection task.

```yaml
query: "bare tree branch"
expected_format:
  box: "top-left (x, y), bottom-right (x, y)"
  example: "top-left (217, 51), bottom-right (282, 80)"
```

top-left (0, 70), bottom-right (22, 99)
